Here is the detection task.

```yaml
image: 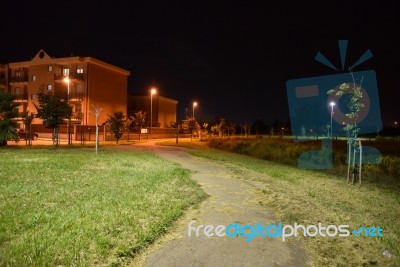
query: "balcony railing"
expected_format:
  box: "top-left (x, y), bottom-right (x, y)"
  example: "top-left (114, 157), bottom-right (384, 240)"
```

top-left (72, 112), bottom-right (83, 121)
top-left (13, 93), bottom-right (28, 100)
top-left (54, 72), bottom-right (85, 81)
top-left (10, 76), bottom-right (29, 83)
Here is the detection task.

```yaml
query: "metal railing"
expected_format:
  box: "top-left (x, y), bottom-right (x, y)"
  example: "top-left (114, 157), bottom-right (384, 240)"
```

top-left (13, 93), bottom-right (28, 100)
top-left (54, 72), bottom-right (85, 81)
top-left (10, 76), bottom-right (29, 83)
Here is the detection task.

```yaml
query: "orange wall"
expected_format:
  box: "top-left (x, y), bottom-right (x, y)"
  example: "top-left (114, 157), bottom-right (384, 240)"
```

top-left (87, 63), bottom-right (127, 125)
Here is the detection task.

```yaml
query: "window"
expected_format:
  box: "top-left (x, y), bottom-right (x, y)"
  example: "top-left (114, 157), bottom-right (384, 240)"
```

top-left (77, 66), bottom-right (84, 74)
top-left (16, 71), bottom-right (21, 78)
top-left (14, 107), bottom-right (20, 114)
top-left (75, 103), bottom-right (82, 113)
top-left (32, 75), bottom-right (37, 82)
top-left (47, 84), bottom-right (52, 91)
top-left (63, 68), bottom-right (69, 76)
top-left (15, 87), bottom-right (21, 94)
top-left (31, 94), bottom-right (37, 100)
top-left (48, 65), bottom-right (53, 72)
top-left (77, 84), bottom-right (83, 92)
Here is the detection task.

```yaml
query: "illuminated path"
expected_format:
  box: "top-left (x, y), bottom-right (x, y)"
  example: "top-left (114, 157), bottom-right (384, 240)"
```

top-left (135, 141), bottom-right (308, 267)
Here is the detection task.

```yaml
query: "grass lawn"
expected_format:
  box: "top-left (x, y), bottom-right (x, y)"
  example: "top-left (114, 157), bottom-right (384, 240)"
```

top-left (159, 140), bottom-right (400, 267)
top-left (0, 147), bottom-right (206, 266)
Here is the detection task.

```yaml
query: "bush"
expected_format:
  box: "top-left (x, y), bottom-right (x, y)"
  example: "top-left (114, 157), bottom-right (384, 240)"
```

top-left (207, 137), bottom-right (400, 186)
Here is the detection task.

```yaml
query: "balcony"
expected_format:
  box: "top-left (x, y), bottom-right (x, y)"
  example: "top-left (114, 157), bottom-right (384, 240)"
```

top-left (54, 72), bottom-right (85, 82)
top-left (13, 93), bottom-right (28, 101)
top-left (72, 112), bottom-right (83, 121)
top-left (10, 76), bottom-right (29, 83)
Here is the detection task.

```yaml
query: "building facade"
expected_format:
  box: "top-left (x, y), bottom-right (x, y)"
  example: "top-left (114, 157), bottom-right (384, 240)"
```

top-left (0, 64), bottom-right (7, 93)
top-left (5, 50), bottom-right (130, 126)
top-left (128, 94), bottom-right (178, 128)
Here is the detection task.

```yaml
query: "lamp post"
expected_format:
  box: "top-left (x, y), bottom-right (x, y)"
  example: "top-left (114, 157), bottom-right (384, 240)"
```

top-left (330, 101), bottom-right (336, 139)
top-left (192, 101), bottom-right (198, 119)
top-left (64, 77), bottom-right (71, 145)
top-left (150, 88), bottom-right (157, 138)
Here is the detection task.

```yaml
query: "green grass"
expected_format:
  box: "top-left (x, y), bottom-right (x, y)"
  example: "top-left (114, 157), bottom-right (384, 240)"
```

top-left (187, 145), bottom-right (400, 267)
top-left (0, 148), bottom-right (206, 266)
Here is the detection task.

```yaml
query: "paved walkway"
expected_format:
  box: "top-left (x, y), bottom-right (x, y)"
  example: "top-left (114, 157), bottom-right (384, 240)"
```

top-left (135, 142), bottom-right (308, 267)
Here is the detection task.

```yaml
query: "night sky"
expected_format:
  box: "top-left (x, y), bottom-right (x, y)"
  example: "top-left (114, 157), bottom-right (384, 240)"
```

top-left (1, 3), bottom-right (399, 126)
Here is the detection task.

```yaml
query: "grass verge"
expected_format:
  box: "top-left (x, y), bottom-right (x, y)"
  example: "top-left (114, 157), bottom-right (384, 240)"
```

top-left (187, 145), bottom-right (399, 267)
top-left (0, 148), bottom-right (206, 266)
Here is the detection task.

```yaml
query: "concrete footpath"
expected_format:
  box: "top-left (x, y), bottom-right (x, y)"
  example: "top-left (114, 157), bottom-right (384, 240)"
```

top-left (134, 143), bottom-right (309, 267)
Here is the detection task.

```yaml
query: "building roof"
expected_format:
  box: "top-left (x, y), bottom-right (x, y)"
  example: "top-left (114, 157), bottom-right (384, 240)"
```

top-left (129, 93), bottom-right (178, 104)
top-left (8, 50), bottom-right (131, 76)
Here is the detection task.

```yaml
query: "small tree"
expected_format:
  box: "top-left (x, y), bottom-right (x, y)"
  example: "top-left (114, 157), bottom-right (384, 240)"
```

top-left (22, 112), bottom-right (35, 146)
top-left (129, 111), bottom-right (146, 141)
top-left (181, 117), bottom-right (199, 141)
top-left (0, 91), bottom-right (19, 145)
top-left (34, 87), bottom-right (72, 146)
top-left (90, 105), bottom-right (102, 154)
top-left (106, 111), bottom-right (126, 144)
top-left (327, 69), bottom-right (364, 184)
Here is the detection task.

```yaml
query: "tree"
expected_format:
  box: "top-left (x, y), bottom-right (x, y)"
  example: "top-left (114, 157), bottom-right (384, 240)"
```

top-left (34, 87), bottom-right (72, 146)
top-left (22, 112), bottom-right (35, 146)
top-left (106, 111), bottom-right (126, 144)
top-left (90, 105), bottom-right (102, 154)
top-left (181, 117), bottom-right (199, 141)
top-left (327, 69), bottom-right (364, 184)
top-left (0, 91), bottom-right (19, 145)
top-left (129, 111), bottom-right (146, 141)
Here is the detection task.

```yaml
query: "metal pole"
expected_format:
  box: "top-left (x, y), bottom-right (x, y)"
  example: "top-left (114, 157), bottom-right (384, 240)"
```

top-left (67, 79), bottom-right (71, 145)
top-left (150, 93), bottom-right (153, 139)
top-left (359, 140), bottom-right (362, 184)
top-left (330, 105), bottom-right (333, 138)
top-left (347, 141), bottom-right (351, 183)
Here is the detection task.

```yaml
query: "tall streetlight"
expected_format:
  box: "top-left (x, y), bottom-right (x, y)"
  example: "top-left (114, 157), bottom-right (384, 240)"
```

top-left (150, 88), bottom-right (157, 138)
top-left (192, 101), bottom-right (198, 119)
top-left (330, 101), bottom-right (336, 139)
top-left (64, 77), bottom-right (71, 145)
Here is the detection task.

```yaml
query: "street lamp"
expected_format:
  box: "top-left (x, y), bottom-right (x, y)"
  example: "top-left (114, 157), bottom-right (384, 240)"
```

top-left (330, 101), bottom-right (336, 139)
top-left (193, 101), bottom-right (198, 119)
top-left (64, 77), bottom-right (71, 145)
top-left (150, 88), bottom-right (157, 138)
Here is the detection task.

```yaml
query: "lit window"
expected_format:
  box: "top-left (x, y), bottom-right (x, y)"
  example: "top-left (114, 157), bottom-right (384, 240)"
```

top-left (77, 66), bottom-right (84, 74)
top-left (32, 75), bottom-right (37, 82)
top-left (31, 94), bottom-right (37, 100)
top-left (15, 87), bottom-right (21, 94)
top-left (48, 65), bottom-right (53, 72)
top-left (47, 84), bottom-right (52, 91)
top-left (77, 84), bottom-right (83, 92)
top-left (63, 68), bottom-right (69, 76)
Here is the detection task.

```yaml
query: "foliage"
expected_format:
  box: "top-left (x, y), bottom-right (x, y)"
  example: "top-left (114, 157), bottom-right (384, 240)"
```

top-left (129, 110), bottom-right (146, 141)
top-left (34, 86), bottom-right (72, 146)
top-left (0, 91), bottom-right (19, 145)
top-left (34, 86), bottom-right (72, 130)
top-left (327, 70), bottom-right (365, 182)
top-left (181, 116), bottom-right (200, 140)
top-left (106, 111), bottom-right (127, 143)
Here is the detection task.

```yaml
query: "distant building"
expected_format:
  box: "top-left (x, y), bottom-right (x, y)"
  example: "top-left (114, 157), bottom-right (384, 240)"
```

top-left (0, 64), bottom-right (7, 93)
top-left (5, 50), bottom-right (130, 126)
top-left (128, 94), bottom-right (178, 128)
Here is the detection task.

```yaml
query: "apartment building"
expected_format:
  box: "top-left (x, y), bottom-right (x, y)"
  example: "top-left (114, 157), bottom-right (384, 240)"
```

top-left (6, 50), bottom-right (130, 126)
top-left (128, 94), bottom-right (178, 128)
top-left (0, 64), bottom-right (7, 93)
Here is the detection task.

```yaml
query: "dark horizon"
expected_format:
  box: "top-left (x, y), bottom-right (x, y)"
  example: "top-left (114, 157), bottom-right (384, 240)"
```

top-left (1, 4), bottom-right (399, 127)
